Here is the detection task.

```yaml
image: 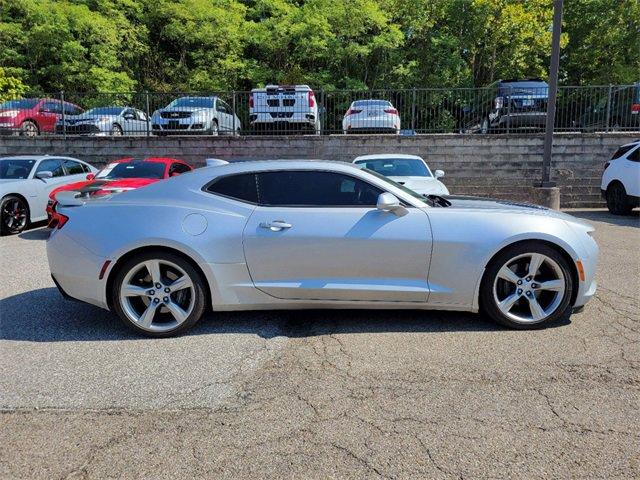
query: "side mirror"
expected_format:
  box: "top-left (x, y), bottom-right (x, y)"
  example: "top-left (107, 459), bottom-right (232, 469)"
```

top-left (376, 192), bottom-right (406, 216)
top-left (86, 173), bottom-right (95, 180)
top-left (434, 170), bottom-right (445, 179)
top-left (36, 171), bottom-right (53, 180)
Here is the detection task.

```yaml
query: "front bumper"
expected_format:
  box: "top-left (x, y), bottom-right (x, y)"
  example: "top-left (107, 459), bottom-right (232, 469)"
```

top-left (152, 117), bottom-right (209, 134)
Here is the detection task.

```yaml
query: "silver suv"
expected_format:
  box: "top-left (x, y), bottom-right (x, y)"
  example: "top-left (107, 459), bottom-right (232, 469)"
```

top-left (249, 85), bottom-right (320, 134)
top-left (151, 96), bottom-right (241, 135)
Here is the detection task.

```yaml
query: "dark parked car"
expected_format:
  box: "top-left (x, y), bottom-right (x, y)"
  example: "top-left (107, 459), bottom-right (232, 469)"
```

top-left (460, 79), bottom-right (549, 133)
top-left (0, 98), bottom-right (83, 136)
top-left (573, 83), bottom-right (640, 132)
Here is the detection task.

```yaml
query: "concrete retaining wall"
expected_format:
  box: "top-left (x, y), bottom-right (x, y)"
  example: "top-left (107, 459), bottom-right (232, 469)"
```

top-left (1, 133), bottom-right (638, 207)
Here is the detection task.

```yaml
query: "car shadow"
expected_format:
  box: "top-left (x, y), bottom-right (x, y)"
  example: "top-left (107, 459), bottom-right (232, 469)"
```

top-left (18, 226), bottom-right (51, 240)
top-left (0, 287), bottom-right (571, 343)
top-left (567, 209), bottom-right (639, 228)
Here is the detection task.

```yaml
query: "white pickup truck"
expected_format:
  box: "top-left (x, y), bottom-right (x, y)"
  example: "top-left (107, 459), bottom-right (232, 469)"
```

top-left (249, 85), bottom-right (321, 134)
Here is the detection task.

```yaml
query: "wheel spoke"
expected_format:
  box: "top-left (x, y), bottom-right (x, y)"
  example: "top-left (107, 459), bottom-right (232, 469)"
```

top-left (498, 266), bottom-right (521, 284)
top-left (122, 284), bottom-right (149, 297)
top-left (528, 253), bottom-right (544, 277)
top-left (527, 295), bottom-right (546, 321)
top-left (138, 302), bottom-right (158, 328)
top-left (536, 279), bottom-right (564, 292)
top-left (169, 275), bottom-right (192, 292)
top-left (498, 293), bottom-right (520, 314)
top-left (165, 301), bottom-right (188, 323)
top-left (145, 260), bottom-right (162, 284)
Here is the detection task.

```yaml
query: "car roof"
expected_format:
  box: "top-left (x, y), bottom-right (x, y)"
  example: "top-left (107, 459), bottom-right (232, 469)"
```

top-left (353, 154), bottom-right (424, 162)
top-left (107, 157), bottom-right (185, 166)
top-left (620, 139), bottom-right (640, 148)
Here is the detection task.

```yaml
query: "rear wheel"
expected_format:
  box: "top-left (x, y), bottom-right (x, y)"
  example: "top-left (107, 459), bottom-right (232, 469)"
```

top-left (1, 195), bottom-right (29, 235)
top-left (210, 120), bottom-right (219, 136)
top-left (111, 251), bottom-right (207, 337)
top-left (606, 182), bottom-right (633, 215)
top-left (111, 124), bottom-right (123, 135)
top-left (20, 120), bottom-right (39, 137)
top-left (481, 242), bottom-right (574, 329)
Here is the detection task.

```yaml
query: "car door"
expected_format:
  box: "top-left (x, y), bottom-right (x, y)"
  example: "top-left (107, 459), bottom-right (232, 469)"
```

top-left (242, 170), bottom-right (432, 302)
top-left (624, 146), bottom-right (640, 197)
top-left (134, 109), bottom-right (149, 135)
top-left (215, 100), bottom-right (233, 133)
top-left (37, 101), bottom-right (63, 133)
top-left (31, 158), bottom-right (69, 216)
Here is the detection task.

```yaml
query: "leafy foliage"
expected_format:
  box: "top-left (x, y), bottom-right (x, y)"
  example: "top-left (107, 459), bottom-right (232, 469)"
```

top-left (0, 0), bottom-right (637, 95)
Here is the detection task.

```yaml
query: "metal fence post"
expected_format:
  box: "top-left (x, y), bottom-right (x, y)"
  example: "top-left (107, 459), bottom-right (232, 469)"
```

top-left (145, 91), bottom-right (150, 137)
top-left (232, 91), bottom-right (237, 134)
top-left (605, 84), bottom-right (613, 132)
top-left (61, 91), bottom-right (66, 140)
top-left (506, 86), bottom-right (511, 134)
top-left (411, 88), bottom-right (416, 132)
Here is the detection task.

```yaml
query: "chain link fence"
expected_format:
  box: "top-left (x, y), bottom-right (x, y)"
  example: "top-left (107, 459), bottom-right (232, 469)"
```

top-left (0, 84), bottom-right (638, 137)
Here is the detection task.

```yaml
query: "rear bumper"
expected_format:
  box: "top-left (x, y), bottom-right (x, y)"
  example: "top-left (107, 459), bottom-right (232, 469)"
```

top-left (495, 112), bottom-right (546, 128)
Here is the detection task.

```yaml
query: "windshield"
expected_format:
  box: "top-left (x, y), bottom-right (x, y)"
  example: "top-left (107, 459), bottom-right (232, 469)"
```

top-left (85, 107), bottom-right (124, 116)
top-left (355, 158), bottom-right (431, 177)
top-left (96, 161), bottom-right (166, 179)
top-left (0, 99), bottom-right (39, 110)
top-left (498, 82), bottom-right (548, 96)
top-left (361, 168), bottom-right (428, 205)
top-left (0, 159), bottom-right (36, 179)
top-left (167, 97), bottom-right (214, 109)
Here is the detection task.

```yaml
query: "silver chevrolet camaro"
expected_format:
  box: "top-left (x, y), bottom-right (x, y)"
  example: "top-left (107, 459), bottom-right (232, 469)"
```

top-left (47, 160), bottom-right (599, 337)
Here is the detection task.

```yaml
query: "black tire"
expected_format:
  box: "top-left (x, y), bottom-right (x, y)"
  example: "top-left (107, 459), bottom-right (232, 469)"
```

top-left (20, 120), bottom-right (39, 137)
top-left (606, 182), bottom-right (633, 215)
top-left (210, 119), bottom-right (219, 136)
top-left (111, 124), bottom-right (123, 136)
top-left (480, 242), bottom-right (575, 329)
top-left (111, 250), bottom-right (207, 337)
top-left (1, 195), bottom-right (29, 235)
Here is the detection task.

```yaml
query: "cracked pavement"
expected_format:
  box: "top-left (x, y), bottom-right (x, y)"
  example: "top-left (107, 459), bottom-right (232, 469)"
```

top-left (1, 209), bottom-right (638, 479)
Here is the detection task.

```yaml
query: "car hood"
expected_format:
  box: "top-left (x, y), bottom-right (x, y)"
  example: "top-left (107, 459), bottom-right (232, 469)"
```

top-left (155, 107), bottom-right (209, 114)
top-left (389, 176), bottom-right (449, 195)
top-left (50, 178), bottom-right (160, 199)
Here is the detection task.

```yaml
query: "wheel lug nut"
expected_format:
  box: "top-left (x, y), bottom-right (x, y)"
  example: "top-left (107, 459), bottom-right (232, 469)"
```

top-left (148, 290), bottom-right (155, 295)
top-left (155, 283), bottom-right (162, 289)
top-left (164, 287), bottom-right (170, 293)
top-left (526, 291), bottom-right (532, 296)
top-left (153, 298), bottom-right (160, 303)
top-left (517, 280), bottom-right (522, 285)
top-left (517, 289), bottom-right (523, 294)
top-left (531, 283), bottom-right (537, 288)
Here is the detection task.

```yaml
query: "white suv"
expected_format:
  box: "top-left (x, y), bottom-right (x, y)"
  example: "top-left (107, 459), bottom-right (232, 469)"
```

top-left (249, 85), bottom-right (320, 134)
top-left (601, 140), bottom-right (640, 214)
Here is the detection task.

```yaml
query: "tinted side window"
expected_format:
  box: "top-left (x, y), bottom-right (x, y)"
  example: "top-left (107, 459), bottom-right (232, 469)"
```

top-left (36, 159), bottom-right (64, 177)
top-left (257, 171), bottom-right (382, 207)
top-left (41, 101), bottom-right (62, 114)
top-left (611, 144), bottom-right (635, 160)
top-left (627, 147), bottom-right (640, 162)
top-left (64, 160), bottom-right (85, 175)
top-left (169, 163), bottom-right (191, 175)
top-left (206, 173), bottom-right (258, 203)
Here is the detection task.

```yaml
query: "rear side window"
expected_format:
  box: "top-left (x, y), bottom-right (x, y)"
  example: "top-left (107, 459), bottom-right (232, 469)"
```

top-left (257, 171), bottom-right (382, 207)
top-left (611, 144), bottom-right (637, 160)
top-left (206, 173), bottom-right (258, 203)
top-left (36, 159), bottom-right (64, 177)
top-left (64, 160), bottom-right (85, 175)
top-left (627, 146), bottom-right (639, 162)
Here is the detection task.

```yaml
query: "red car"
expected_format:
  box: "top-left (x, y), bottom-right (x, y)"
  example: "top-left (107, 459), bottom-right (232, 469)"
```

top-left (0, 98), bottom-right (84, 136)
top-left (47, 157), bottom-right (193, 226)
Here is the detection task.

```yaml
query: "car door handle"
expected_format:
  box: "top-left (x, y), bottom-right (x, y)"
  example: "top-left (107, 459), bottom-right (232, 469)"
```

top-left (260, 220), bottom-right (292, 231)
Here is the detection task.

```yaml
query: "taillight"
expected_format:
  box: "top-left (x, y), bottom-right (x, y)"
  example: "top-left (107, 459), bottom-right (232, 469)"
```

top-left (308, 91), bottom-right (315, 108)
top-left (384, 108), bottom-right (398, 115)
top-left (56, 213), bottom-right (69, 229)
top-left (249, 94), bottom-right (254, 108)
top-left (346, 109), bottom-right (362, 116)
top-left (631, 103), bottom-right (640, 114)
top-left (604, 162), bottom-right (610, 171)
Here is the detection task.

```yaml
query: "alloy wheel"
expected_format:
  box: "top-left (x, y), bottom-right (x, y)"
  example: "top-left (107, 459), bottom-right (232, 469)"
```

top-left (2, 198), bottom-right (28, 233)
top-left (119, 259), bottom-right (195, 332)
top-left (492, 253), bottom-right (566, 324)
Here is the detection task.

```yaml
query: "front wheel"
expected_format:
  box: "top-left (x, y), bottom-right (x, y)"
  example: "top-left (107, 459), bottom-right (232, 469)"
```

top-left (606, 182), bottom-right (633, 215)
top-left (480, 243), bottom-right (575, 329)
top-left (20, 120), bottom-right (39, 137)
top-left (111, 124), bottom-right (123, 136)
top-left (1, 195), bottom-right (29, 235)
top-left (111, 251), bottom-right (207, 337)
top-left (480, 117), bottom-right (490, 134)
top-left (210, 120), bottom-right (219, 136)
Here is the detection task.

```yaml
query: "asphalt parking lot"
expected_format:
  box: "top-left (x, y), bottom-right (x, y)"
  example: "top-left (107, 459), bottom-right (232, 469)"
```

top-left (1, 209), bottom-right (638, 479)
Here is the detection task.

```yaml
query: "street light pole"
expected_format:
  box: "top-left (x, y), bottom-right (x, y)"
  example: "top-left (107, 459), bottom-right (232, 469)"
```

top-left (541, 0), bottom-right (564, 187)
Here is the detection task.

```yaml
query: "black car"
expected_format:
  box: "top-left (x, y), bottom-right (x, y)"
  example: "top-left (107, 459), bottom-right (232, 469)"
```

top-left (460, 79), bottom-right (549, 133)
top-left (573, 83), bottom-right (640, 132)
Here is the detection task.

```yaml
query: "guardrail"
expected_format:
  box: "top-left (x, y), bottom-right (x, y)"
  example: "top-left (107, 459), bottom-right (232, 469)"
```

top-left (0, 85), bottom-right (638, 137)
